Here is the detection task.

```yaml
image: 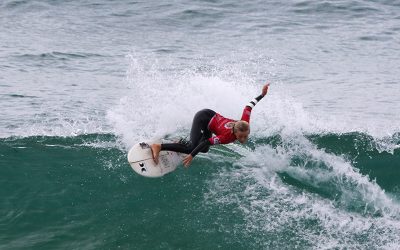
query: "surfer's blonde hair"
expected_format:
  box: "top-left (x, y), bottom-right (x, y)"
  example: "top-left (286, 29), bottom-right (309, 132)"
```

top-left (234, 121), bottom-right (250, 134)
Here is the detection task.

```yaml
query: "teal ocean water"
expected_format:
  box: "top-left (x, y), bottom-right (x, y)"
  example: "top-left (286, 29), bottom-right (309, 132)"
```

top-left (1, 133), bottom-right (399, 249)
top-left (1, 0), bottom-right (400, 249)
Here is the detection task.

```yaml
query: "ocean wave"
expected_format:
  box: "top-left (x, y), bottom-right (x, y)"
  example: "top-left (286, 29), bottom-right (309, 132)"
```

top-left (1, 130), bottom-right (399, 249)
top-left (1, 130), bottom-right (398, 194)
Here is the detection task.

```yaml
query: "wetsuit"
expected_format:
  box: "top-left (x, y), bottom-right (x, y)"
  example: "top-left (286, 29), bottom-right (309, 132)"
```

top-left (160, 94), bottom-right (265, 157)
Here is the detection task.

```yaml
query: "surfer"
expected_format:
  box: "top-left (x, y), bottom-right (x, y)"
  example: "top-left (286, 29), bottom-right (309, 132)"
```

top-left (151, 83), bottom-right (270, 167)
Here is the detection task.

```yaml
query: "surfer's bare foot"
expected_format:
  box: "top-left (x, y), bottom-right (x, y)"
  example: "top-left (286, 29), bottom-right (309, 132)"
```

top-left (150, 144), bottom-right (161, 164)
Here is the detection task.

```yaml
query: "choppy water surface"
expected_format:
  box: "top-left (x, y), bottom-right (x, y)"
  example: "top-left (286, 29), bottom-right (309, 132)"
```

top-left (1, 0), bottom-right (399, 249)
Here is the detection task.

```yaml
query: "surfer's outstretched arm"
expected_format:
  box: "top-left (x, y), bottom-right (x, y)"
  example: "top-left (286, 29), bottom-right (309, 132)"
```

top-left (241, 83), bottom-right (269, 122)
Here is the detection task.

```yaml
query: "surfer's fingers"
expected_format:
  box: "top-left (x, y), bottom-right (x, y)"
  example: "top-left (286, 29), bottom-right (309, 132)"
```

top-left (182, 157), bottom-right (191, 168)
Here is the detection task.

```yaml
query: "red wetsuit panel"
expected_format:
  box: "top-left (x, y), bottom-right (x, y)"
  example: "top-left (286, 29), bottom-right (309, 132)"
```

top-left (207, 107), bottom-right (253, 145)
top-left (240, 106), bottom-right (252, 123)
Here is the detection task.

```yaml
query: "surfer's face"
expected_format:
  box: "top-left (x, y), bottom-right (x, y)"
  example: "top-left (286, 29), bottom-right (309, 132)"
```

top-left (235, 130), bottom-right (249, 144)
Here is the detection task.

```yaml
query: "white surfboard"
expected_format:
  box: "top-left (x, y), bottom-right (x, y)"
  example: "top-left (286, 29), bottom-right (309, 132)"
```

top-left (127, 140), bottom-right (185, 178)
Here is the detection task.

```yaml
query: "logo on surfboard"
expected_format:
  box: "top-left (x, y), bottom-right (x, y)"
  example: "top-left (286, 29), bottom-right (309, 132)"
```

top-left (139, 162), bottom-right (146, 172)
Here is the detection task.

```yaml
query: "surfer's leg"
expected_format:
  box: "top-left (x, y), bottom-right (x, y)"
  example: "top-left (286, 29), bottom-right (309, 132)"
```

top-left (159, 109), bottom-right (216, 155)
top-left (160, 142), bottom-right (192, 154)
top-left (151, 142), bottom-right (192, 163)
top-left (189, 109), bottom-right (216, 147)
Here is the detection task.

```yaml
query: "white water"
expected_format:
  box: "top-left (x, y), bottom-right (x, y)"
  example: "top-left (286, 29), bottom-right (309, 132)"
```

top-left (205, 141), bottom-right (400, 249)
top-left (107, 53), bottom-right (399, 147)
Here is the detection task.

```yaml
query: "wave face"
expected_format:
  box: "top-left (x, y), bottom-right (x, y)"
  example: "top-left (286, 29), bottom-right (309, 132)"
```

top-left (0, 132), bottom-right (399, 249)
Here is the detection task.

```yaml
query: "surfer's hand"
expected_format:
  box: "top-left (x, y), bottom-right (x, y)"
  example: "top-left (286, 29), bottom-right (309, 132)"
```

top-left (183, 155), bottom-right (193, 167)
top-left (262, 83), bottom-right (270, 96)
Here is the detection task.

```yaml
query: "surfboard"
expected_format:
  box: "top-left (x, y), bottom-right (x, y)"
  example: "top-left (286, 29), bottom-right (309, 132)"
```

top-left (127, 140), bottom-right (185, 178)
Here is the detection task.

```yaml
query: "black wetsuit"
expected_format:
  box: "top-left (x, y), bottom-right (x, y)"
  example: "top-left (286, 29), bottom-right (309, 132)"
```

top-left (161, 109), bottom-right (216, 155)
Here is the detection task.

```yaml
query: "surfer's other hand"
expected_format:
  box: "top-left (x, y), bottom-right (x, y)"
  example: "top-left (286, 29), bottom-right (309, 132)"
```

top-left (183, 155), bottom-right (193, 167)
top-left (262, 83), bottom-right (270, 96)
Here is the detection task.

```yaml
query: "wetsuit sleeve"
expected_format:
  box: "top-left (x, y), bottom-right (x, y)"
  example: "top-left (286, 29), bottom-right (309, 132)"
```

top-left (190, 140), bottom-right (212, 157)
top-left (241, 94), bottom-right (264, 122)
